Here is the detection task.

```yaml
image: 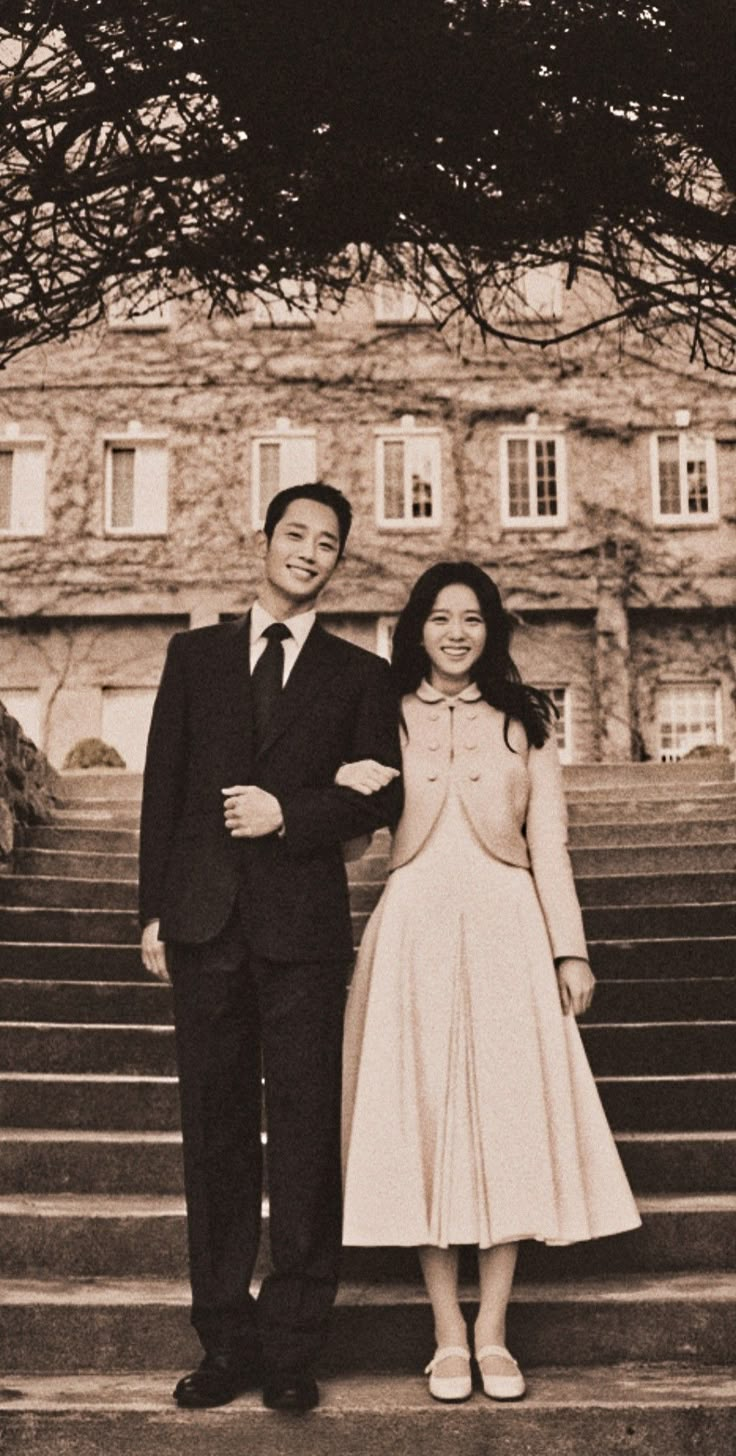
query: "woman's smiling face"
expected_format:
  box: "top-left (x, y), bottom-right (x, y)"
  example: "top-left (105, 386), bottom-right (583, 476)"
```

top-left (422, 583), bottom-right (487, 693)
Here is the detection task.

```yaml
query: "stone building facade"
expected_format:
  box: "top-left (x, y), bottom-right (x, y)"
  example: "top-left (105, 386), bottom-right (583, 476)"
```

top-left (0, 278), bottom-right (734, 769)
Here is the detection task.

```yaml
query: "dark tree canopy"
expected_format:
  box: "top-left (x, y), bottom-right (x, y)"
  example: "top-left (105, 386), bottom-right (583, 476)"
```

top-left (1, 1), bottom-right (735, 366)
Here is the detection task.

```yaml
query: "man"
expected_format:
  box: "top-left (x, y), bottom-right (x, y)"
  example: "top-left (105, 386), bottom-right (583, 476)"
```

top-left (139, 483), bottom-right (402, 1412)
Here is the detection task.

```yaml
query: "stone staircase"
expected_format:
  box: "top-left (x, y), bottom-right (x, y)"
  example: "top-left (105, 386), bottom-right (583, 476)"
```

top-left (0, 759), bottom-right (735, 1454)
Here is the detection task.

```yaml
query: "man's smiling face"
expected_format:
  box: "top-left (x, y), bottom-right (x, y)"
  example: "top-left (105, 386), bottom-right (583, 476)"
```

top-left (260, 497), bottom-right (342, 614)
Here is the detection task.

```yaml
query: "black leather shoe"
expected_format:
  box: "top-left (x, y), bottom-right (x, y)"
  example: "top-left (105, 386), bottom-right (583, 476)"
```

top-left (174, 1350), bottom-right (259, 1408)
top-left (262, 1372), bottom-right (320, 1412)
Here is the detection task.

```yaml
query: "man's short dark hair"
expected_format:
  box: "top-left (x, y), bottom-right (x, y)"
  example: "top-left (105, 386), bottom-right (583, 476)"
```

top-left (263, 482), bottom-right (352, 556)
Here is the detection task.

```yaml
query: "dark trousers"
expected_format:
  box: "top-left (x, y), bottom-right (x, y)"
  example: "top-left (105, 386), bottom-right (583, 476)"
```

top-left (170, 910), bottom-right (347, 1376)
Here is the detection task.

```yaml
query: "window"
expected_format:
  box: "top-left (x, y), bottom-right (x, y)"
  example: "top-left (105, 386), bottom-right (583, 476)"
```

top-left (374, 279), bottom-right (433, 326)
top-left (656, 684), bottom-right (722, 762)
top-left (376, 417), bottom-right (441, 527)
top-left (501, 265), bottom-right (564, 323)
top-left (107, 294), bottom-right (172, 330)
top-left (253, 280), bottom-right (317, 328)
top-left (651, 433), bottom-right (718, 524)
top-left (0, 443), bottom-right (45, 536)
top-left (500, 432), bottom-right (566, 527)
top-left (251, 420), bottom-right (317, 526)
top-left (376, 615), bottom-right (398, 661)
top-left (519, 265), bottom-right (564, 321)
top-left (101, 688), bottom-right (157, 772)
top-left (104, 437), bottom-right (168, 535)
top-left (0, 688), bottom-right (42, 745)
top-left (542, 686), bottom-right (573, 764)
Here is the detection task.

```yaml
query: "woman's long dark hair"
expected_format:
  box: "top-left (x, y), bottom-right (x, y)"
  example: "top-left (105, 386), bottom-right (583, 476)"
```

top-left (391, 561), bottom-right (554, 750)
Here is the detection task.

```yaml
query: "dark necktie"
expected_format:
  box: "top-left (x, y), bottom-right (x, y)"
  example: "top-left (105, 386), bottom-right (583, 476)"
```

top-left (251, 621), bottom-right (292, 748)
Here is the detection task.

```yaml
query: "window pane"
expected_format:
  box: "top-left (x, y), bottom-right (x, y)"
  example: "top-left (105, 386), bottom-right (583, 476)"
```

top-left (258, 442), bottom-right (281, 517)
top-left (535, 438), bottom-right (558, 516)
top-left (382, 440), bottom-right (405, 519)
top-left (657, 684), bottom-right (720, 761)
top-left (686, 455), bottom-right (709, 513)
top-left (0, 452), bottom-right (12, 530)
top-left (110, 449), bottom-right (136, 529)
top-left (506, 438), bottom-right (530, 517)
top-left (657, 435), bottom-right (681, 515)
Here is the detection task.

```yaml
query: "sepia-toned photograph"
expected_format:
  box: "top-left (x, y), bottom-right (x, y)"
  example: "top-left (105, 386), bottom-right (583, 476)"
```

top-left (0, 4), bottom-right (734, 1452)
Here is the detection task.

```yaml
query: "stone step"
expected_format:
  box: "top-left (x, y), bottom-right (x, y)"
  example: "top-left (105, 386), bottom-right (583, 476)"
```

top-left (350, 902), bottom-right (736, 942)
top-left (21, 826), bottom-right (139, 853)
top-left (0, 1272), bottom-right (733, 1373)
top-left (570, 819), bottom-right (736, 847)
top-left (3, 870), bottom-right (736, 917)
top-left (0, 909), bottom-right (139, 945)
top-left (5, 901), bottom-right (733, 946)
top-left (2, 1127), bottom-right (732, 1198)
top-left (1, 1070), bottom-right (732, 1133)
top-left (51, 812), bottom-right (140, 831)
top-left (588, 937), bottom-right (736, 979)
top-left (0, 877), bottom-right (138, 911)
top-left (54, 797), bottom-right (142, 815)
top-left (5, 1017), bottom-right (734, 1079)
top-left (14, 849), bottom-right (139, 881)
top-left (565, 784), bottom-right (736, 804)
top-left (1, 1194), bottom-right (734, 1282)
top-left (2, 973), bottom-right (732, 1026)
top-left (0, 944), bottom-right (145, 981)
top-left (569, 844), bottom-right (736, 875)
top-left (59, 773), bottom-right (144, 799)
top-left (563, 758), bottom-right (734, 783)
top-left (568, 800), bottom-right (736, 824)
top-left (0, 1130), bottom-right (185, 1195)
top-left (0, 980), bottom-right (172, 1023)
top-left (347, 873), bottom-right (736, 915)
top-left (0, 935), bottom-right (732, 984)
top-left (13, 840), bottom-right (736, 884)
top-left (1, 1367), bottom-right (735, 1456)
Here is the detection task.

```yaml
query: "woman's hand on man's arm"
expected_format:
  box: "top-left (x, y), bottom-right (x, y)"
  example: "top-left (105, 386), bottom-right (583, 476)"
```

top-left (335, 759), bottom-right (401, 796)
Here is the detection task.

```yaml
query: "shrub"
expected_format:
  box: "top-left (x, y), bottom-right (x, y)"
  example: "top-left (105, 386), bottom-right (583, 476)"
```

top-left (63, 737), bottom-right (126, 770)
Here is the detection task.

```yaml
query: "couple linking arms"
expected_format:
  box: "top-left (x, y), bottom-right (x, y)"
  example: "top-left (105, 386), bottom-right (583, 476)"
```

top-left (139, 482), bottom-right (639, 1414)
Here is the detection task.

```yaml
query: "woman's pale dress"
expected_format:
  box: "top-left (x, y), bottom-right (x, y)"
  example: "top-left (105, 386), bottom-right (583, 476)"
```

top-left (342, 682), bottom-right (641, 1248)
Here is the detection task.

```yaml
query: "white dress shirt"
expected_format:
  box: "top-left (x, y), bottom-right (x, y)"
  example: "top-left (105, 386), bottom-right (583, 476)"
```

top-left (249, 601), bottom-right (316, 686)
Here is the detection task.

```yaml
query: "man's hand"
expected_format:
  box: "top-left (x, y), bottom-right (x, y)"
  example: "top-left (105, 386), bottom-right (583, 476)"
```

top-left (141, 919), bottom-right (169, 982)
top-left (222, 785), bottom-right (284, 838)
top-left (335, 759), bottom-right (401, 796)
top-left (556, 957), bottom-right (596, 1017)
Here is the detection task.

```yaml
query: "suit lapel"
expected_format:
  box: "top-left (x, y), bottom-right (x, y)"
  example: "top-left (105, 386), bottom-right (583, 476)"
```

top-left (256, 621), bottom-right (341, 759)
top-left (214, 614), bottom-right (254, 778)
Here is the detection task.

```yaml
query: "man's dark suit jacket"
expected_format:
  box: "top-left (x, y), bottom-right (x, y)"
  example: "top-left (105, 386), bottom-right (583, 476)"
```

top-left (139, 615), bottom-right (403, 960)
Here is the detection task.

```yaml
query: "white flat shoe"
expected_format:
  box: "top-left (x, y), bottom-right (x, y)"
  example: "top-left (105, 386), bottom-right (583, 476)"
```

top-left (476, 1344), bottom-right (526, 1400)
top-left (424, 1345), bottom-right (472, 1402)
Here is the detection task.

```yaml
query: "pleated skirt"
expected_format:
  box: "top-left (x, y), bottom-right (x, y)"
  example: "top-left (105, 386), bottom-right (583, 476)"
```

top-left (342, 792), bottom-right (641, 1248)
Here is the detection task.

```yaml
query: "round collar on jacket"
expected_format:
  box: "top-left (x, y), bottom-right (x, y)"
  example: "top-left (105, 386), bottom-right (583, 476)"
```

top-left (415, 678), bottom-right (483, 705)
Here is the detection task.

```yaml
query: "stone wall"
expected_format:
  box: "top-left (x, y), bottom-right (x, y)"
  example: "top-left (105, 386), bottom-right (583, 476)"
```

top-left (0, 699), bottom-right (59, 857)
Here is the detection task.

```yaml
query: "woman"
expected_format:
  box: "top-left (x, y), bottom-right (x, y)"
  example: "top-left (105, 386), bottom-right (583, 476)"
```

top-left (338, 562), bottom-right (640, 1403)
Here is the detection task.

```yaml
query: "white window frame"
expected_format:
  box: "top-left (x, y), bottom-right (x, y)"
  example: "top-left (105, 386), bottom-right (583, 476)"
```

top-left (540, 685), bottom-right (573, 764)
top-left (103, 433), bottom-right (169, 536)
top-left (376, 615), bottom-right (399, 662)
top-left (500, 430), bottom-right (567, 529)
top-left (650, 432), bottom-right (719, 526)
top-left (375, 417), bottom-right (442, 529)
top-left (106, 294), bottom-right (172, 330)
top-left (0, 437), bottom-right (46, 537)
top-left (253, 280), bottom-right (318, 328)
top-left (250, 420), bottom-right (318, 528)
top-left (656, 683), bottom-right (723, 762)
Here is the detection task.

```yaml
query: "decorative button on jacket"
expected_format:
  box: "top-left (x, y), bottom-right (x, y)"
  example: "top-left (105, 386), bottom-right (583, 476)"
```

top-left (389, 680), bottom-right (587, 961)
